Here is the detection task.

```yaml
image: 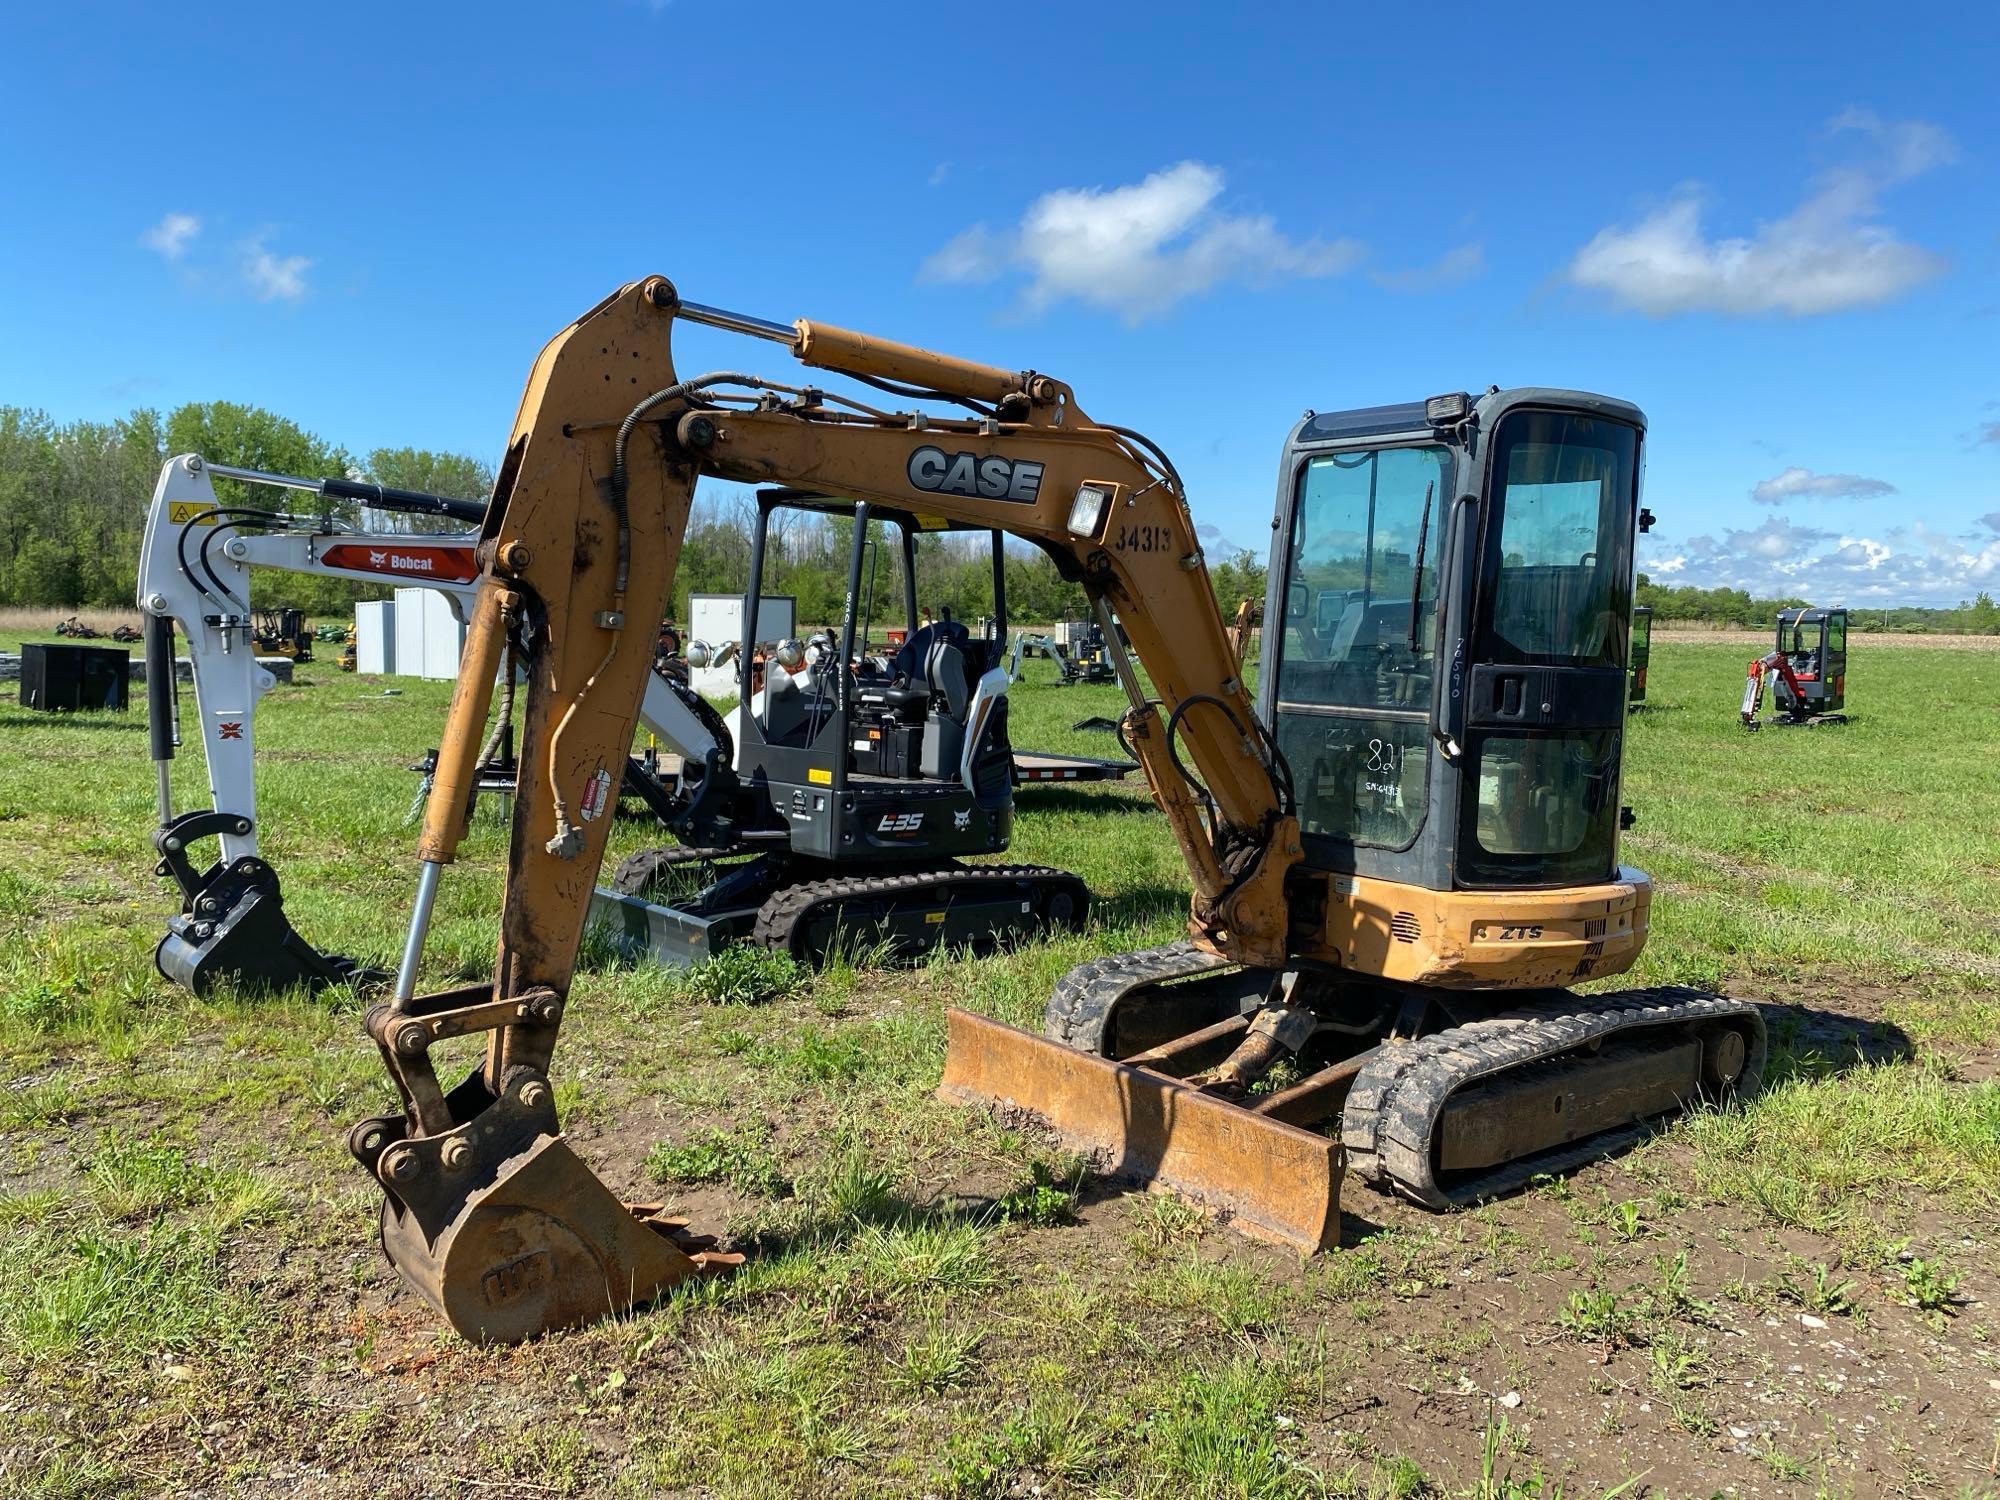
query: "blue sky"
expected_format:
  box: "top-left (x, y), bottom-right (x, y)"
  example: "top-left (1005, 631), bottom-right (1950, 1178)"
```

top-left (3, 2), bottom-right (1995, 605)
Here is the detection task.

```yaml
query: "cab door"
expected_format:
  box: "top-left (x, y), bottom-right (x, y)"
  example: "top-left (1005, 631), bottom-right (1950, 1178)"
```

top-left (1452, 407), bottom-right (1641, 889)
top-left (1820, 610), bottom-right (1847, 712)
top-left (1267, 442), bottom-right (1447, 868)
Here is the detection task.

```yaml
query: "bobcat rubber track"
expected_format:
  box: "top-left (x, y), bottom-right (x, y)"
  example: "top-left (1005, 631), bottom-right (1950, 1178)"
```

top-left (1044, 939), bottom-right (1237, 1055)
top-left (1341, 985), bottom-right (1767, 1210)
top-left (607, 843), bottom-right (754, 898)
top-left (753, 862), bottom-right (1089, 961)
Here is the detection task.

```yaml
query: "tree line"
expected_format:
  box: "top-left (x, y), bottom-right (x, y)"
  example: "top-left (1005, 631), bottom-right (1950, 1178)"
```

top-left (1634, 575), bottom-right (1998, 635)
top-left (0, 401), bottom-right (1269, 627)
top-left (15, 399), bottom-right (1983, 634)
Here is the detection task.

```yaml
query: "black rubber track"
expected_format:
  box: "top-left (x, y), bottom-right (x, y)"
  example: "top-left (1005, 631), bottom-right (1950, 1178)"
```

top-left (752, 862), bottom-right (1089, 963)
top-left (607, 843), bottom-right (754, 898)
top-left (1340, 985), bottom-right (1768, 1210)
top-left (1043, 939), bottom-right (1237, 1055)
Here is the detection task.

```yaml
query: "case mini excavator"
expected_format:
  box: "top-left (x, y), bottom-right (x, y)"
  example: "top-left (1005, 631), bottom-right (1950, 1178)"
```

top-left (355, 278), bottom-right (1765, 1342)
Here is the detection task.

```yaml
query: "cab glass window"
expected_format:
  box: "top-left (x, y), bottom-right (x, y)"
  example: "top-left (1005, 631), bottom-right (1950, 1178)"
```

top-left (1276, 445), bottom-right (1446, 712)
top-left (1476, 413), bottom-right (1637, 669)
top-left (1272, 443), bottom-right (1446, 852)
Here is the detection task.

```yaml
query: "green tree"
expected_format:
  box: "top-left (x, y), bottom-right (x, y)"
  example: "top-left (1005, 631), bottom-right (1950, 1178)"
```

top-left (364, 447), bottom-right (494, 503)
top-left (165, 401), bottom-right (352, 513)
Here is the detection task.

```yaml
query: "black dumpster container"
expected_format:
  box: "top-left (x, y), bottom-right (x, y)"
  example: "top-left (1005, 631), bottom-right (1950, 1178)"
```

top-left (19, 642), bottom-right (130, 711)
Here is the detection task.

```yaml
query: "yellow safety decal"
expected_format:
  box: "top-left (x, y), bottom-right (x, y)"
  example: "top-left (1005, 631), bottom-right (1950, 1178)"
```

top-left (925, 911), bottom-right (946, 924)
top-left (912, 511), bottom-right (950, 531)
top-left (168, 502), bottom-right (219, 526)
top-left (808, 768), bottom-right (832, 785)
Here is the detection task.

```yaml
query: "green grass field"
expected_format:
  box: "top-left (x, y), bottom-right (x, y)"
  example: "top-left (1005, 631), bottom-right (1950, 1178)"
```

top-left (0, 637), bottom-right (1996, 1498)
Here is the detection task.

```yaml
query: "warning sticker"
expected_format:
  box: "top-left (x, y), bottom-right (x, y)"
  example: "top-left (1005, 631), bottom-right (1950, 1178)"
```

top-left (578, 766), bottom-right (614, 821)
top-left (808, 768), bottom-right (832, 786)
top-left (168, 502), bottom-right (219, 526)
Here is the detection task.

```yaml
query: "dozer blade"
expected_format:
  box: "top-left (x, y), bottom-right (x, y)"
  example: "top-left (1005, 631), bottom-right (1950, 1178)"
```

top-left (380, 1133), bottom-right (738, 1344)
top-left (938, 1008), bottom-right (1342, 1252)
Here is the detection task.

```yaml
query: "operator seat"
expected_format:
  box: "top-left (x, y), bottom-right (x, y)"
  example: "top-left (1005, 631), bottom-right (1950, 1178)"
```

top-left (891, 617), bottom-right (977, 726)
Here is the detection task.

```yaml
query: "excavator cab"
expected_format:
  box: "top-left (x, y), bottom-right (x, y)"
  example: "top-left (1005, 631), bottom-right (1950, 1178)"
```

top-left (1774, 607), bottom-right (1847, 717)
top-left (733, 489), bottom-right (1017, 853)
top-left (594, 488), bottom-right (1087, 968)
top-left (1263, 390), bottom-right (1640, 899)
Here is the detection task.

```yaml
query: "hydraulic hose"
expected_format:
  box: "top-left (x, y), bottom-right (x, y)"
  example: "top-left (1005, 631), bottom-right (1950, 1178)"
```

top-left (549, 372), bottom-right (762, 855)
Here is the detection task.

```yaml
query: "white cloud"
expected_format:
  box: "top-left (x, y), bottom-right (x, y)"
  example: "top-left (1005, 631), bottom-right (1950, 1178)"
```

top-left (1371, 242), bottom-right (1483, 293)
top-left (1725, 515), bottom-right (1829, 560)
top-left (919, 161), bottom-right (1364, 323)
top-left (241, 235), bottom-right (311, 302)
top-left (141, 212), bottom-right (200, 260)
top-left (1566, 110), bottom-right (1953, 317)
top-left (1642, 514), bottom-right (2000, 606)
top-left (1750, 466), bottom-right (1896, 504)
top-left (1977, 422), bottom-right (2000, 447)
top-left (927, 163), bottom-right (950, 188)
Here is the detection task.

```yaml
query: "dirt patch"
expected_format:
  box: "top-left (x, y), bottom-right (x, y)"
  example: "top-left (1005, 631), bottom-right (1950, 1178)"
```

top-left (1653, 626), bottom-right (2000, 651)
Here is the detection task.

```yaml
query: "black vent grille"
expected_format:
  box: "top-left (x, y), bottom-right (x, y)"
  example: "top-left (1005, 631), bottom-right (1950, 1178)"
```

top-left (1390, 912), bottom-right (1422, 944)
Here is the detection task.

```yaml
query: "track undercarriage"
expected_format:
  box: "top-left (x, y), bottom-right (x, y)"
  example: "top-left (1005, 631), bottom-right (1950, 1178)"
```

top-left (943, 940), bottom-right (1766, 1246)
top-left (600, 845), bottom-right (1089, 968)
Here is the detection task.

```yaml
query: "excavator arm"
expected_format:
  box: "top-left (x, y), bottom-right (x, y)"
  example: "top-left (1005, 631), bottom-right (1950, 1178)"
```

top-left (360, 277), bottom-right (1297, 1340)
top-left (1740, 649), bottom-right (1808, 729)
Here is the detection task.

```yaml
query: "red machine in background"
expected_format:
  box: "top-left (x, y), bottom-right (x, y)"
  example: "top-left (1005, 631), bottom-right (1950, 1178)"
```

top-left (1741, 607), bottom-right (1849, 730)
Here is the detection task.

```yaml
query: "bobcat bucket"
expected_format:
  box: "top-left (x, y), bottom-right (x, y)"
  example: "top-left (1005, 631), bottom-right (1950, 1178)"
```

top-left (355, 1067), bottom-right (739, 1344)
top-left (937, 1008), bottom-right (1343, 1251)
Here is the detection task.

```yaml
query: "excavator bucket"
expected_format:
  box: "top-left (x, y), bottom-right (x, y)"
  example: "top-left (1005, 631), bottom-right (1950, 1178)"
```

top-left (378, 1132), bottom-right (739, 1344)
top-left (938, 1008), bottom-right (1343, 1252)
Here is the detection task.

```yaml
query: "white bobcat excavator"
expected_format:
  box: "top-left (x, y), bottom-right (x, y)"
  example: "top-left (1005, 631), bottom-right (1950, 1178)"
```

top-left (349, 278), bottom-right (1765, 1343)
top-left (136, 454), bottom-right (725, 995)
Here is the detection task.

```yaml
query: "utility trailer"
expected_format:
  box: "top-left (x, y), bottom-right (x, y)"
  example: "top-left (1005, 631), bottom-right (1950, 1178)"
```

top-left (1011, 750), bottom-right (1136, 784)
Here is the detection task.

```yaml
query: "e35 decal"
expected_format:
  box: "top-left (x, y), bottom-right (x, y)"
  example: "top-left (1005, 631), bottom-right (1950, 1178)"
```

top-left (876, 812), bottom-right (926, 835)
top-left (907, 447), bottom-right (1043, 503)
